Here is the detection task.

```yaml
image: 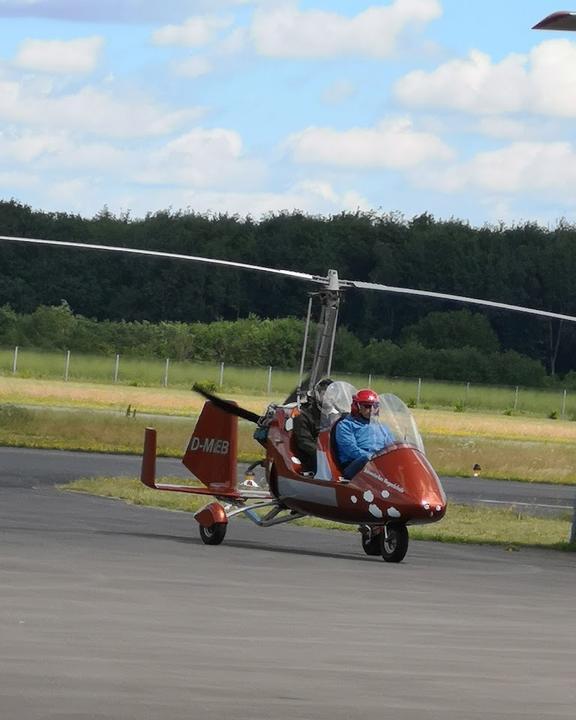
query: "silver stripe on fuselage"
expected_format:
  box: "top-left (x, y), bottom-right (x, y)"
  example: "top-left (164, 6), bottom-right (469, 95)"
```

top-left (314, 450), bottom-right (333, 481)
top-left (277, 476), bottom-right (338, 506)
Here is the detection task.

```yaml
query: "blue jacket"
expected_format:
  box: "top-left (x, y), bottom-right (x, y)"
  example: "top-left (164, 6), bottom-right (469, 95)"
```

top-left (334, 414), bottom-right (394, 467)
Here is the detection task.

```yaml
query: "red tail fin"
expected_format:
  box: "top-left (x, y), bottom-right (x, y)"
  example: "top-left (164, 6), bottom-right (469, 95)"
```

top-left (141, 427), bottom-right (157, 488)
top-left (182, 401), bottom-right (238, 494)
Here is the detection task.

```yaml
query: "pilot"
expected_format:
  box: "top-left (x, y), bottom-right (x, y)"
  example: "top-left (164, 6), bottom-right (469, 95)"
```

top-left (334, 388), bottom-right (394, 479)
top-left (292, 378), bottom-right (334, 474)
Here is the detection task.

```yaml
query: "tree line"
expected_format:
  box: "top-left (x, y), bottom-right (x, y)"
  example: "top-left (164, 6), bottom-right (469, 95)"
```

top-left (0, 303), bottom-right (553, 387)
top-left (1, 199), bottom-right (575, 376)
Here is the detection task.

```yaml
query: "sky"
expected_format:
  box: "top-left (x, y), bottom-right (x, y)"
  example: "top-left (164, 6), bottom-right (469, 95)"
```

top-left (0, 0), bottom-right (576, 227)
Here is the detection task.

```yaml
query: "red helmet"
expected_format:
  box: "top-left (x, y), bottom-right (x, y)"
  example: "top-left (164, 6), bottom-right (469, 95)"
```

top-left (351, 388), bottom-right (379, 416)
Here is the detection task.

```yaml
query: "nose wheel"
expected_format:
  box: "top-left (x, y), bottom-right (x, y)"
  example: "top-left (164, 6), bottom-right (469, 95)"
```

top-left (360, 524), bottom-right (409, 562)
top-left (381, 524), bottom-right (409, 563)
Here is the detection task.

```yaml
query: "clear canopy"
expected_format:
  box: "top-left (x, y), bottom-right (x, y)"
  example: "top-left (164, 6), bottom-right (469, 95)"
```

top-left (320, 381), bottom-right (425, 453)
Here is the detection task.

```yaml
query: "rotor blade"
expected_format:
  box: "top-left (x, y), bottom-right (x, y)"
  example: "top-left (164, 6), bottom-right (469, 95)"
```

top-left (0, 235), bottom-right (325, 285)
top-left (533, 12), bottom-right (576, 31)
top-left (193, 384), bottom-right (261, 424)
top-left (349, 280), bottom-right (576, 324)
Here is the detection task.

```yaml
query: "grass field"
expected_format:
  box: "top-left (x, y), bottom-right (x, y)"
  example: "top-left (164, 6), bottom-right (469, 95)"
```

top-left (3, 376), bottom-right (576, 483)
top-left (2, 347), bottom-right (576, 417)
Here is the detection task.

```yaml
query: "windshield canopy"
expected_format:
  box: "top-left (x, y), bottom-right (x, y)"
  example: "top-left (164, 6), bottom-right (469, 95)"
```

top-left (320, 381), bottom-right (355, 429)
top-left (321, 381), bottom-right (425, 453)
top-left (377, 393), bottom-right (424, 452)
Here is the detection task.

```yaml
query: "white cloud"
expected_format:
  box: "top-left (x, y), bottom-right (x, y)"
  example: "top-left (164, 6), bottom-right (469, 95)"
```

top-left (44, 177), bottom-right (98, 208)
top-left (287, 117), bottom-right (453, 170)
top-left (251, 0), bottom-right (442, 59)
top-left (321, 80), bottom-right (355, 105)
top-left (0, 79), bottom-right (202, 138)
top-left (136, 128), bottom-right (264, 189)
top-left (0, 129), bottom-right (66, 162)
top-left (216, 27), bottom-right (248, 56)
top-left (294, 179), bottom-right (369, 210)
top-left (152, 14), bottom-right (232, 47)
top-left (0, 125), bottom-right (264, 192)
top-left (0, 123), bottom-right (268, 198)
top-left (395, 39), bottom-right (576, 118)
top-left (417, 142), bottom-right (576, 196)
top-left (0, 169), bottom-right (38, 189)
top-left (475, 116), bottom-right (532, 140)
top-left (395, 49), bottom-right (528, 114)
top-left (529, 40), bottom-right (576, 117)
top-left (14, 36), bottom-right (103, 74)
top-left (0, 128), bottom-right (131, 176)
top-left (25, 178), bottom-right (370, 221)
top-left (126, 180), bottom-right (371, 219)
top-left (173, 56), bottom-right (213, 78)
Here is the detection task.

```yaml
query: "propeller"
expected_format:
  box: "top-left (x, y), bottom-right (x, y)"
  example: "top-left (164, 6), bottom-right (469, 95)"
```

top-left (193, 384), bottom-right (261, 424)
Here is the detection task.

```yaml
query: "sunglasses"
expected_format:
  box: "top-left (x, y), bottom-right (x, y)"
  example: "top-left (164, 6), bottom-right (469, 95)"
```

top-left (359, 402), bottom-right (378, 409)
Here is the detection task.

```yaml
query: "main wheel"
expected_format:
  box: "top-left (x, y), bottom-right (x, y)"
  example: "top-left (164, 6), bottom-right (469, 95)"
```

top-left (381, 524), bottom-right (409, 563)
top-left (199, 522), bottom-right (227, 545)
top-left (361, 529), bottom-right (383, 556)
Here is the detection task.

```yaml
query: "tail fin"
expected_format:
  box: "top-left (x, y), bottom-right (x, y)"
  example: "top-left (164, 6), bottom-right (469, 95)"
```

top-left (182, 401), bottom-right (238, 494)
top-left (141, 427), bottom-right (157, 488)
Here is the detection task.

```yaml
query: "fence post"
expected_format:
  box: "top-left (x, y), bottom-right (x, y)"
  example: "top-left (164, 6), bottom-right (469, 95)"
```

top-left (570, 493), bottom-right (576, 545)
top-left (219, 361), bottom-right (224, 388)
top-left (267, 366), bottom-right (272, 394)
top-left (465, 382), bottom-right (470, 402)
top-left (368, 373), bottom-right (372, 387)
top-left (163, 358), bottom-right (170, 388)
top-left (12, 345), bottom-right (18, 374)
top-left (514, 386), bottom-right (519, 411)
top-left (561, 389), bottom-right (567, 419)
top-left (64, 350), bottom-right (71, 382)
top-left (114, 354), bottom-right (120, 384)
top-left (416, 378), bottom-right (422, 407)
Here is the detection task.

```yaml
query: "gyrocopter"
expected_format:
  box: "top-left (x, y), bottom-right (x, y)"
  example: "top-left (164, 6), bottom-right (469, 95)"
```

top-left (2, 234), bottom-right (576, 563)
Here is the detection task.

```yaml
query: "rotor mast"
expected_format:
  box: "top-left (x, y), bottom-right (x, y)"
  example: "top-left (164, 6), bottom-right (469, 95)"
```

top-left (307, 270), bottom-right (342, 390)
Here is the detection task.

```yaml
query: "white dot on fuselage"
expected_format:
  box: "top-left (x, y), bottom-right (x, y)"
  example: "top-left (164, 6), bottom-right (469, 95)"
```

top-left (363, 490), bottom-right (374, 502)
top-left (351, 496), bottom-right (357, 504)
top-left (381, 490), bottom-right (390, 499)
top-left (369, 504), bottom-right (383, 518)
top-left (387, 507), bottom-right (401, 518)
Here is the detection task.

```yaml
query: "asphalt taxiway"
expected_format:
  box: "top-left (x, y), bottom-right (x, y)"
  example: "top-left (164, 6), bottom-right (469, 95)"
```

top-left (1, 447), bottom-right (575, 719)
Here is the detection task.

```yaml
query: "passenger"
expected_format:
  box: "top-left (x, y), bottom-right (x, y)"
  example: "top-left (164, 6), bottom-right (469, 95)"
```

top-left (292, 378), bottom-right (334, 474)
top-left (334, 388), bottom-right (394, 479)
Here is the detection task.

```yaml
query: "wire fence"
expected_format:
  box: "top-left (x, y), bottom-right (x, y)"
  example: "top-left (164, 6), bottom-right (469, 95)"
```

top-left (2, 345), bottom-right (576, 419)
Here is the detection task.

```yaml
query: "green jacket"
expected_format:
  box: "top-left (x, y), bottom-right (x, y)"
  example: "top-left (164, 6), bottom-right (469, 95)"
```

top-left (292, 400), bottom-right (322, 472)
